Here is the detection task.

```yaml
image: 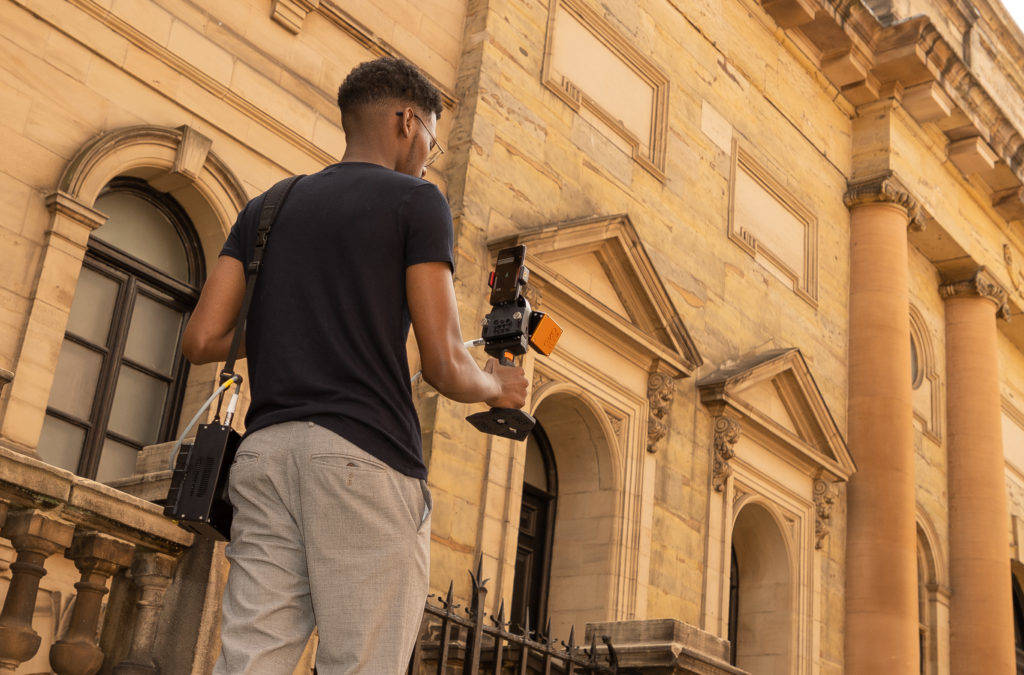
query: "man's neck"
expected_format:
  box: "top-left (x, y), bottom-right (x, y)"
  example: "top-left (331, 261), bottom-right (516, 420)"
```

top-left (340, 145), bottom-right (396, 170)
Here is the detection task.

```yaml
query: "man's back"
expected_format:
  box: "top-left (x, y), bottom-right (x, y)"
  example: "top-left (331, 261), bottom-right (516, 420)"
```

top-left (220, 162), bottom-right (453, 479)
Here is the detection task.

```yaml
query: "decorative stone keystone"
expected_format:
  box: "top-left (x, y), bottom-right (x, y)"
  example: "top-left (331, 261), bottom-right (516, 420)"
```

top-left (50, 531), bottom-right (135, 675)
top-left (270, 0), bottom-right (320, 34)
top-left (0, 510), bottom-right (74, 673)
top-left (114, 552), bottom-right (177, 675)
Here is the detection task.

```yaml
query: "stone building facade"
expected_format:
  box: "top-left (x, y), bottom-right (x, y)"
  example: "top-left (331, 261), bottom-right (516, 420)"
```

top-left (0, 0), bottom-right (1023, 673)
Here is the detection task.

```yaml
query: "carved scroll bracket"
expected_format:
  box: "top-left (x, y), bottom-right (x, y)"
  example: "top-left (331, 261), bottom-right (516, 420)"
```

top-left (939, 266), bottom-right (1011, 320)
top-left (813, 474), bottom-right (837, 550)
top-left (843, 172), bottom-right (922, 230)
top-left (711, 415), bottom-right (741, 492)
top-left (646, 369), bottom-right (676, 453)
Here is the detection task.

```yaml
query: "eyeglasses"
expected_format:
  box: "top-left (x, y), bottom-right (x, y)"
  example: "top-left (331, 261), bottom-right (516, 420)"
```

top-left (396, 111), bottom-right (446, 167)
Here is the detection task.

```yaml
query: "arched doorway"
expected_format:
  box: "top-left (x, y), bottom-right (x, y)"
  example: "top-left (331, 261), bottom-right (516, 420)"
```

top-left (510, 423), bottom-right (557, 630)
top-left (513, 390), bottom-right (618, 639)
top-left (729, 502), bottom-right (793, 673)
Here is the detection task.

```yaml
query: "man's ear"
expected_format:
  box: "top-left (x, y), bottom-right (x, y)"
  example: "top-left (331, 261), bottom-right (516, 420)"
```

top-left (398, 107), bottom-right (415, 139)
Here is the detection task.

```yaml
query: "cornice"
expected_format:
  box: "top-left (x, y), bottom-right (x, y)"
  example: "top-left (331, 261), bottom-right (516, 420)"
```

top-left (758, 0), bottom-right (1024, 225)
top-left (843, 172), bottom-right (921, 226)
top-left (939, 266), bottom-right (1011, 319)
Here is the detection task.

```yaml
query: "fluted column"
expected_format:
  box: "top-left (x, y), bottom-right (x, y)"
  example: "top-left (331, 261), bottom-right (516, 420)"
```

top-left (843, 175), bottom-right (919, 674)
top-left (940, 268), bottom-right (1015, 674)
top-left (49, 531), bottom-right (135, 675)
top-left (114, 552), bottom-right (176, 675)
top-left (0, 510), bottom-right (74, 673)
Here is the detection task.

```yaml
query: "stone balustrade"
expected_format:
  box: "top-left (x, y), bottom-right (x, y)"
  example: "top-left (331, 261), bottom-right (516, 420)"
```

top-left (0, 442), bottom-right (193, 674)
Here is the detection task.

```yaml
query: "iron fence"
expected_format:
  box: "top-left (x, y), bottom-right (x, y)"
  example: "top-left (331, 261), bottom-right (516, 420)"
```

top-left (407, 561), bottom-right (621, 674)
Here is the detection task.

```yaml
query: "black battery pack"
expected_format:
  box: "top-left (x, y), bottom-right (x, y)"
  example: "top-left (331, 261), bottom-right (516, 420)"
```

top-left (163, 422), bottom-right (240, 541)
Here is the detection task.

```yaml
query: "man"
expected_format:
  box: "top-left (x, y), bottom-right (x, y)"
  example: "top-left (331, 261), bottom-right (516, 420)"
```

top-left (182, 57), bottom-right (528, 673)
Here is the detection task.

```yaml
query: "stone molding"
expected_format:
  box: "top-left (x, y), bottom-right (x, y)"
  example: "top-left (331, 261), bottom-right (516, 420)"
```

top-left (756, 0), bottom-right (1024, 225)
top-left (843, 172), bottom-right (921, 228)
top-left (939, 267), bottom-right (1011, 319)
top-left (812, 474), bottom-right (836, 549)
top-left (44, 192), bottom-right (108, 232)
top-left (711, 416), bottom-right (740, 492)
top-left (646, 369), bottom-right (676, 453)
top-left (270, 0), bottom-right (320, 34)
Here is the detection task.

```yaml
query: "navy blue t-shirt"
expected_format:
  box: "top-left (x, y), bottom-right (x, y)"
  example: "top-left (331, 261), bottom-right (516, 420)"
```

top-left (220, 162), bottom-right (454, 479)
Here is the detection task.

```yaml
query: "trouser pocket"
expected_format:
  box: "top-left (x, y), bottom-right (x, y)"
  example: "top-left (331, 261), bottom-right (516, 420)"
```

top-left (418, 479), bottom-right (432, 531)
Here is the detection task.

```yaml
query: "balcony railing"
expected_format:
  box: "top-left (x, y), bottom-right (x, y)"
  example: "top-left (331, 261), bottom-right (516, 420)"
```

top-left (0, 441), bottom-right (192, 674)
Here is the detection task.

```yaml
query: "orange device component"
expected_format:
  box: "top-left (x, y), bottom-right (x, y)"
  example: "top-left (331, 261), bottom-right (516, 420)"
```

top-left (529, 314), bottom-right (562, 356)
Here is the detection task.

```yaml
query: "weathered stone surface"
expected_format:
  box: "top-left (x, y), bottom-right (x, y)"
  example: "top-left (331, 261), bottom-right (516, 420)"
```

top-left (586, 619), bottom-right (746, 674)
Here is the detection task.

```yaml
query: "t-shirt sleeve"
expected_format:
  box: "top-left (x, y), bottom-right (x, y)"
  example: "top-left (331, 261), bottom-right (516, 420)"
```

top-left (401, 183), bottom-right (455, 271)
top-left (219, 195), bottom-right (263, 266)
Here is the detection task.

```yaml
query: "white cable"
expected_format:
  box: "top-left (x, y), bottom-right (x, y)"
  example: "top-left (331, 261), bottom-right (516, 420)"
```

top-left (411, 338), bottom-right (485, 385)
top-left (167, 377), bottom-right (239, 471)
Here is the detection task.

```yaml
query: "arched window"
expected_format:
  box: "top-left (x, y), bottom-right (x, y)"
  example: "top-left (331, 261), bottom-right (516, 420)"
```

top-left (511, 423), bottom-right (558, 631)
top-left (36, 177), bottom-right (203, 483)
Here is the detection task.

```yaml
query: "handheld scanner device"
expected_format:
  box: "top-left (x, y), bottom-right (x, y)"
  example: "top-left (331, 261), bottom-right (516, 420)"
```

top-left (466, 245), bottom-right (563, 440)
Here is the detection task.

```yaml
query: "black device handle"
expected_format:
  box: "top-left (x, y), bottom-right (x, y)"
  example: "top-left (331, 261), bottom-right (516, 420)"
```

top-left (221, 175), bottom-right (304, 381)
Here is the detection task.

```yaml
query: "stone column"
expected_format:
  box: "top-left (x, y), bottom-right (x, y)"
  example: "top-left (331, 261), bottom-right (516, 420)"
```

top-left (0, 510), bottom-right (74, 673)
top-left (843, 175), bottom-right (919, 674)
top-left (940, 268), bottom-right (1015, 674)
top-left (114, 552), bottom-right (177, 675)
top-left (49, 532), bottom-right (135, 675)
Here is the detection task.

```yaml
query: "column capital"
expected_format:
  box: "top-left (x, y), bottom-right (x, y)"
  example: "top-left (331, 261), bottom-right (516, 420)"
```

top-left (939, 267), bottom-right (1011, 319)
top-left (843, 172), bottom-right (921, 228)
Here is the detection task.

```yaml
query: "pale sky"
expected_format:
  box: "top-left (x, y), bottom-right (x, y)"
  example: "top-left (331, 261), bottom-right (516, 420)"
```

top-left (1004, 0), bottom-right (1024, 32)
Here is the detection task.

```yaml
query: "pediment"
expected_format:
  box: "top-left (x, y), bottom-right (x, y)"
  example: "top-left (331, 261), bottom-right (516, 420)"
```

top-left (697, 348), bottom-right (855, 481)
top-left (490, 214), bottom-right (702, 376)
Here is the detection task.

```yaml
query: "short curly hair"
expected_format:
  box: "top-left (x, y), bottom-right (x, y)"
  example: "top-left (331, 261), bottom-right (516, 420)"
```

top-left (337, 57), bottom-right (443, 123)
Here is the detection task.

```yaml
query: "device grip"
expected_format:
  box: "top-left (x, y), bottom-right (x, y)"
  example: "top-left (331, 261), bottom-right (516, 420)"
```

top-left (498, 350), bottom-right (515, 367)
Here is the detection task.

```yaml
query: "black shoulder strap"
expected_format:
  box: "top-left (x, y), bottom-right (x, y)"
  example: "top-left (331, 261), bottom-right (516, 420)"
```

top-left (221, 175), bottom-right (303, 380)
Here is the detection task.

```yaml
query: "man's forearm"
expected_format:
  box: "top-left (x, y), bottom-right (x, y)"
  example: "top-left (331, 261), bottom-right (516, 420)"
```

top-left (423, 348), bottom-right (498, 404)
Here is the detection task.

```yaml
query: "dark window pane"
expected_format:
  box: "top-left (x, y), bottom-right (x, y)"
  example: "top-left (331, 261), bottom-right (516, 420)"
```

top-left (93, 191), bottom-right (190, 281)
top-left (96, 437), bottom-right (139, 483)
top-left (36, 415), bottom-right (86, 473)
top-left (107, 365), bottom-right (169, 445)
top-left (66, 266), bottom-right (119, 345)
top-left (48, 340), bottom-right (103, 419)
top-left (124, 294), bottom-right (183, 376)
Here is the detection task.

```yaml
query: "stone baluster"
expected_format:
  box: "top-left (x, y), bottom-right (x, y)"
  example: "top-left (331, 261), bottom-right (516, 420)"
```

top-left (49, 531), bottom-right (134, 675)
top-left (114, 552), bottom-right (176, 674)
top-left (0, 509), bottom-right (74, 673)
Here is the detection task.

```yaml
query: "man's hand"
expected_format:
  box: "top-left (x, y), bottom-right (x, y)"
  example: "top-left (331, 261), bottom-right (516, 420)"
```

top-left (482, 358), bottom-right (528, 409)
top-left (408, 262), bottom-right (530, 405)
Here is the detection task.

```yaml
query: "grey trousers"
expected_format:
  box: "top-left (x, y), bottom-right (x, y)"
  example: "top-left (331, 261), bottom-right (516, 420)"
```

top-left (214, 421), bottom-right (431, 674)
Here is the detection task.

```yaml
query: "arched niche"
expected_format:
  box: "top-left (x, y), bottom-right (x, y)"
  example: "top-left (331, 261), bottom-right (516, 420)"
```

top-left (1, 124), bottom-right (249, 454)
top-left (531, 386), bottom-right (620, 640)
top-left (730, 500), bottom-right (793, 674)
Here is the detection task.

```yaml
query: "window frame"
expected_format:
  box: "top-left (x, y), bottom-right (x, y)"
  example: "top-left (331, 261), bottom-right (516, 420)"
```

top-left (43, 177), bottom-right (203, 481)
